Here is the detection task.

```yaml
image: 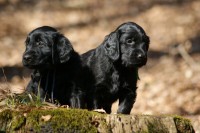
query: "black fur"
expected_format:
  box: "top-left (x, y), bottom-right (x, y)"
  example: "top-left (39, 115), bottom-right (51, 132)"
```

top-left (23, 26), bottom-right (85, 108)
top-left (82, 22), bottom-right (150, 114)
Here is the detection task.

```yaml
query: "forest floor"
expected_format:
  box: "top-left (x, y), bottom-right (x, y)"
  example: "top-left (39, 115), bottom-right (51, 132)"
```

top-left (0, 0), bottom-right (199, 131)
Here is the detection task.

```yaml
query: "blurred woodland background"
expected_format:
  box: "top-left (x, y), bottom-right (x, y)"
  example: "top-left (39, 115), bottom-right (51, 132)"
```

top-left (0, 0), bottom-right (199, 131)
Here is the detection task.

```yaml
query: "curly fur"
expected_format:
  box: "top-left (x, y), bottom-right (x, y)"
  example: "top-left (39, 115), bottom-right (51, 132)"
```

top-left (82, 22), bottom-right (150, 114)
top-left (23, 26), bottom-right (85, 108)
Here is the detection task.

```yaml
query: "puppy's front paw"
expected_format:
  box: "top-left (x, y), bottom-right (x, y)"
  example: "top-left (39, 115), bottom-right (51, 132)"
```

top-left (92, 109), bottom-right (106, 114)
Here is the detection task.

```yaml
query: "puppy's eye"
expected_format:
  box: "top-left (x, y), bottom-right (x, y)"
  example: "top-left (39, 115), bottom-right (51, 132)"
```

top-left (126, 38), bottom-right (135, 44)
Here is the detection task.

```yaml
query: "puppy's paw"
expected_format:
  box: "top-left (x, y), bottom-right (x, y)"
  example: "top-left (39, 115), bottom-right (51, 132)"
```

top-left (61, 105), bottom-right (70, 109)
top-left (92, 109), bottom-right (106, 114)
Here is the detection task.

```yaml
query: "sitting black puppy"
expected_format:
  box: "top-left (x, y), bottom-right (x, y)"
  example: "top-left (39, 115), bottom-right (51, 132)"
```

top-left (23, 26), bottom-right (85, 108)
top-left (82, 22), bottom-right (150, 114)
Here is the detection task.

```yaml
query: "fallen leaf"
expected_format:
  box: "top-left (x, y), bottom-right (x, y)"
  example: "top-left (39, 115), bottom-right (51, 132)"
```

top-left (41, 115), bottom-right (52, 122)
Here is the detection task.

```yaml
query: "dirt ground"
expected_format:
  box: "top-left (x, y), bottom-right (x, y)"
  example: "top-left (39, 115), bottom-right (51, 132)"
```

top-left (0, 0), bottom-right (200, 131)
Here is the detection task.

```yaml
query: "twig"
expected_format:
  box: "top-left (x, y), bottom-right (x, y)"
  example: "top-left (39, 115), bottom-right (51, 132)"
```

top-left (177, 42), bottom-right (198, 70)
top-left (1, 68), bottom-right (12, 95)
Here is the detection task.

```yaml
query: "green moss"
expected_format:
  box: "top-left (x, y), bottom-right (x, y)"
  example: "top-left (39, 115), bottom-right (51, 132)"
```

top-left (0, 109), bottom-right (195, 133)
top-left (135, 115), bottom-right (168, 133)
top-left (0, 109), bottom-right (13, 132)
top-left (11, 113), bottom-right (26, 131)
top-left (26, 108), bottom-right (99, 133)
top-left (0, 108), bottom-right (105, 132)
top-left (173, 115), bottom-right (195, 133)
top-left (146, 117), bottom-right (168, 133)
top-left (0, 109), bottom-right (13, 120)
top-left (0, 110), bottom-right (26, 132)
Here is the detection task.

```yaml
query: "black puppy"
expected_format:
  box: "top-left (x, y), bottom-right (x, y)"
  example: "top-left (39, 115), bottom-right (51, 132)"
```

top-left (23, 26), bottom-right (85, 108)
top-left (82, 22), bottom-right (149, 114)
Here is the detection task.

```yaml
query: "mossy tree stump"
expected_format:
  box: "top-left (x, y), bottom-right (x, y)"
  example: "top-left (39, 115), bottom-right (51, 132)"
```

top-left (0, 108), bottom-right (195, 133)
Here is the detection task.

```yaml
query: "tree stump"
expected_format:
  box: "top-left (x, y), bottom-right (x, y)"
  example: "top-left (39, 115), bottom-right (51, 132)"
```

top-left (0, 108), bottom-right (195, 133)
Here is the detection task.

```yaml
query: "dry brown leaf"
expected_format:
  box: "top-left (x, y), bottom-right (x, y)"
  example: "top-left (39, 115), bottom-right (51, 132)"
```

top-left (41, 115), bottom-right (52, 122)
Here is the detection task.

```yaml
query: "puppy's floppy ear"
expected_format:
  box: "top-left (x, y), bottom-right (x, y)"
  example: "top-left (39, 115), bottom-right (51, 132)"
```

top-left (53, 34), bottom-right (73, 64)
top-left (104, 32), bottom-right (120, 61)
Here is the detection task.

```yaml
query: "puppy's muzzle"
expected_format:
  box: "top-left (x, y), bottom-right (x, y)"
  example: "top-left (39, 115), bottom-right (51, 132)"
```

top-left (136, 52), bottom-right (146, 60)
top-left (23, 54), bottom-right (32, 63)
top-left (133, 51), bottom-right (147, 66)
top-left (23, 51), bottom-right (36, 66)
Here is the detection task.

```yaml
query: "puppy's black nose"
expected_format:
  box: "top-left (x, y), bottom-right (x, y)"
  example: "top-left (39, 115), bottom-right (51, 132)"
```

top-left (135, 53), bottom-right (145, 60)
top-left (137, 53), bottom-right (143, 59)
top-left (23, 55), bottom-right (32, 62)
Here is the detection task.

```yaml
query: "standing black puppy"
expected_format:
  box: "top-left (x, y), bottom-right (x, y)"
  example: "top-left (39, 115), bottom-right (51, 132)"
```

top-left (82, 22), bottom-right (149, 114)
top-left (23, 26), bottom-right (85, 108)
